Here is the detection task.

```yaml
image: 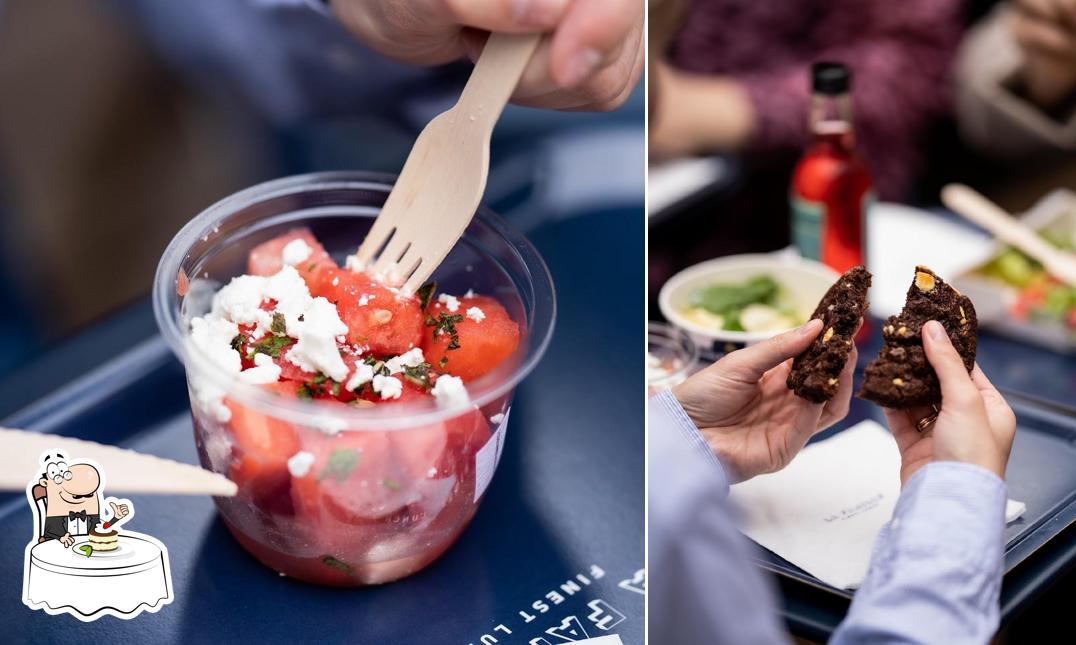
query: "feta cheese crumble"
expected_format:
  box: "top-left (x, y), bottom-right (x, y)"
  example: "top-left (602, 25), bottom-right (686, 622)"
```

top-left (385, 347), bottom-right (425, 374)
top-left (287, 451), bottom-right (316, 477)
top-left (437, 293), bottom-right (460, 312)
top-left (344, 253), bottom-right (364, 272)
top-left (240, 352), bottom-right (283, 384)
top-left (190, 316), bottom-right (241, 373)
top-left (192, 264), bottom-right (350, 384)
top-left (285, 297), bottom-right (349, 382)
top-left (490, 412), bottom-right (505, 425)
top-left (281, 238), bottom-right (312, 266)
top-left (466, 306), bottom-right (485, 323)
top-left (372, 374), bottom-right (403, 400)
top-left (431, 375), bottom-right (468, 407)
top-left (345, 361), bottom-right (375, 392)
top-left (358, 294), bottom-right (374, 306)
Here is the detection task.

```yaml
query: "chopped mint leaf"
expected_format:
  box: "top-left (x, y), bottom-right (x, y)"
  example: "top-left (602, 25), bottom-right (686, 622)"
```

top-left (382, 478), bottom-right (400, 490)
top-left (416, 282), bottom-right (437, 310)
top-left (402, 362), bottom-right (433, 390)
top-left (270, 312), bottom-right (287, 335)
top-left (249, 334), bottom-right (293, 359)
top-left (230, 334), bottom-right (246, 353)
top-left (426, 312), bottom-right (464, 351)
top-left (299, 373), bottom-right (340, 399)
top-left (361, 359), bottom-right (389, 377)
top-left (319, 448), bottom-right (359, 483)
top-left (321, 555), bottom-right (354, 576)
top-left (439, 356), bottom-right (448, 368)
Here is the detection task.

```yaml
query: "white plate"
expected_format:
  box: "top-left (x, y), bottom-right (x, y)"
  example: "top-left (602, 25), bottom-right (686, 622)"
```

top-left (71, 540), bottom-right (132, 560)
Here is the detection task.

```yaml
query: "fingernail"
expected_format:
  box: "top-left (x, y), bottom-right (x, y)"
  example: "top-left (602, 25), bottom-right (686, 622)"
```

top-left (512, 0), bottom-right (567, 28)
top-left (925, 320), bottom-right (947, 341)
top-left (800, 318), bottom-right (822, 336)
top-left (563, 47), bottom-right (602, 86)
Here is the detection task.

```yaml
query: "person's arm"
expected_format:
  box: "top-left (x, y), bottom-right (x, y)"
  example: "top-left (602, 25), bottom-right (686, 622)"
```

top-left (649, 389), bottom-right (790, 645)
top-left (834, 320), bottom-right (1017, 643)
top-left (41, 516), bottom-right (67, 541)
top-left (831, 462), bottom-right (1006, 643)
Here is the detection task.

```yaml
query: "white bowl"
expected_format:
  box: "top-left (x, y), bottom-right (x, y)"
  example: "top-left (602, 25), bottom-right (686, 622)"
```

top-left (658, 254), bottom-right (840, 349)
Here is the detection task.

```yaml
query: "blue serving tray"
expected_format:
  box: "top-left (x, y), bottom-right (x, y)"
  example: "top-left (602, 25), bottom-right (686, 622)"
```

top-left (1, 210), bottom-right (644, 644)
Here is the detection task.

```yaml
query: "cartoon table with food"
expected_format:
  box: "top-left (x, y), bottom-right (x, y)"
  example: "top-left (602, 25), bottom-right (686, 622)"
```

top-left (21, 451), bottom-right (173, 621)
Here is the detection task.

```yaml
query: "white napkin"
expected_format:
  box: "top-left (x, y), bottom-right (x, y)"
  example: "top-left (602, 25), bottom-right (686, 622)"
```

top-left (728, 420), bottom-right (1023, 590)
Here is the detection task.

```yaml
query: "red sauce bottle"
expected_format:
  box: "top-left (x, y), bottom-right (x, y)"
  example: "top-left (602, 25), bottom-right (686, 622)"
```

top-left (791, 62), bottom-right (873, 273)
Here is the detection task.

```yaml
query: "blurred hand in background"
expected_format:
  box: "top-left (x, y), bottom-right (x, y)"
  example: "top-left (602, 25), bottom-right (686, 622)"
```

top-left (331, 0), bottom-right (644, 110)
top-left (1011, 0), bottom-right (1076, 109)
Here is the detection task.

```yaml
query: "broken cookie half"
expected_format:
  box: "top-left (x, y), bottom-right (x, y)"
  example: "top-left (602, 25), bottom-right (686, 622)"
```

top-left (787, 266), bottom-right (871, 403)
top-left (858, 266), bottom-right (978, 408)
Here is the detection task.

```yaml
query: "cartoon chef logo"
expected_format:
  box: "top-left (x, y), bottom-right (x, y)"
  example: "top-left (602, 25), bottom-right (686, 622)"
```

top-left (37, 454), bottom-right (130, 548)
top-left (22, 451), bottom-right (173, 621)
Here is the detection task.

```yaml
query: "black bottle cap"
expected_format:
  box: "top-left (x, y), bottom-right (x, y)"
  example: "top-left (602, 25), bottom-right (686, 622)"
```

top-left (812, 62), bottom-right (851, 95)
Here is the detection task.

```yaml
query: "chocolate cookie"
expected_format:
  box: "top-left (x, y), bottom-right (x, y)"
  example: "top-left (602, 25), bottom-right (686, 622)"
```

top-left (858, 266), bottom-right (978, 408)
top-left (787, 266), bottom-right (871, 403)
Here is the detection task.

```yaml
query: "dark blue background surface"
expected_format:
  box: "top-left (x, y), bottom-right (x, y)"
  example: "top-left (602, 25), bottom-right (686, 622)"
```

top-left (1, 209), bottom-right (644, 645)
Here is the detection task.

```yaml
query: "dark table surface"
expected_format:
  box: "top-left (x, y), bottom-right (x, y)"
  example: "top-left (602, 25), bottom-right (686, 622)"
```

top-left (1, 208), bottom-right (644, 645)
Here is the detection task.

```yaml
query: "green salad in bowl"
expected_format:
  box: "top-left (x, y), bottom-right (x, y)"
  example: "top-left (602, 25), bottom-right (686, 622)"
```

top-left (683, 275), bottom-right (806, 333)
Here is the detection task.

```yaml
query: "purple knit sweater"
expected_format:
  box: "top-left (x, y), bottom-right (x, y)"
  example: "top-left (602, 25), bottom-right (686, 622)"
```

top-left (669, 0), bottom-right (963, 199)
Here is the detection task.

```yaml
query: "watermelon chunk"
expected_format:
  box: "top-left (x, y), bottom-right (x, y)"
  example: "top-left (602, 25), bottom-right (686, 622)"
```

top-left (225, 382), bottom-right (302, 514)
top-left (311, 268), bottom-right (423, 357)
top-left (422, 296), bottom-right (520, 382)
top-left (247, 228), bottom-right (336, 286)
top-left (290, 421), bottom-right (446, 525)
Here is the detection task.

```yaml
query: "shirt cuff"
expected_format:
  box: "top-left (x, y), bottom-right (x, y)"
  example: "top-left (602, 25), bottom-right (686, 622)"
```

top-left (888, 461), bottom-right (1007, 573)
top-left (649, 389), bottom-right (729, 490)
top-left (250, 0), bottom-right (331, 15)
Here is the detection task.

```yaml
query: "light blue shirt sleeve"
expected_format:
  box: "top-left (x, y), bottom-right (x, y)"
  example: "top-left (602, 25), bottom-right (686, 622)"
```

top-left (648, 389), bottom-right (1007, 645)
top-left (831, 461), bottom-right (1006, 644)
top-left (649, 389), bottom-right (790, 645)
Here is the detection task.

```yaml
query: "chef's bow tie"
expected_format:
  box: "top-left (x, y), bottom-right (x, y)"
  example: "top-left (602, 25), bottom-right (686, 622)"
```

top-left (68, 510), bottom-right (87, 521)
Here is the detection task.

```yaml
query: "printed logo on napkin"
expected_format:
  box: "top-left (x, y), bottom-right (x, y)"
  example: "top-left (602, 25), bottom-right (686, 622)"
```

top-left (21, 449), bottom-right (174, 621)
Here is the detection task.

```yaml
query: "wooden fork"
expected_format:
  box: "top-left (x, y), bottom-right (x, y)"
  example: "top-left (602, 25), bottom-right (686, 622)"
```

top-left (354, 33), bottom-right (541, 294)
top-left (942, 184), bottom-right (1076, 287)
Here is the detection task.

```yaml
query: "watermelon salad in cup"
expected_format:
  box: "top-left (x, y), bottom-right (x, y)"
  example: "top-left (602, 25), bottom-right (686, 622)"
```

top-left (153, 173), bottom-right (555, 586)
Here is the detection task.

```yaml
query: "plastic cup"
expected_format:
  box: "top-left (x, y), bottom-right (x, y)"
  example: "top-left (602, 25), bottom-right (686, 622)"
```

top-left (153, 172), bottom-right (555, 585)
top-left (647, 322), bottom-right (697, 395)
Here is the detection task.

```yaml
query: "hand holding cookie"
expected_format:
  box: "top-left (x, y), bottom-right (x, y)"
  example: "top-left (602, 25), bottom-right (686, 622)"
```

top-left (673, 318), bottom-right (857, 483)
top-left (884, 321), bottom-right (1017, 485)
